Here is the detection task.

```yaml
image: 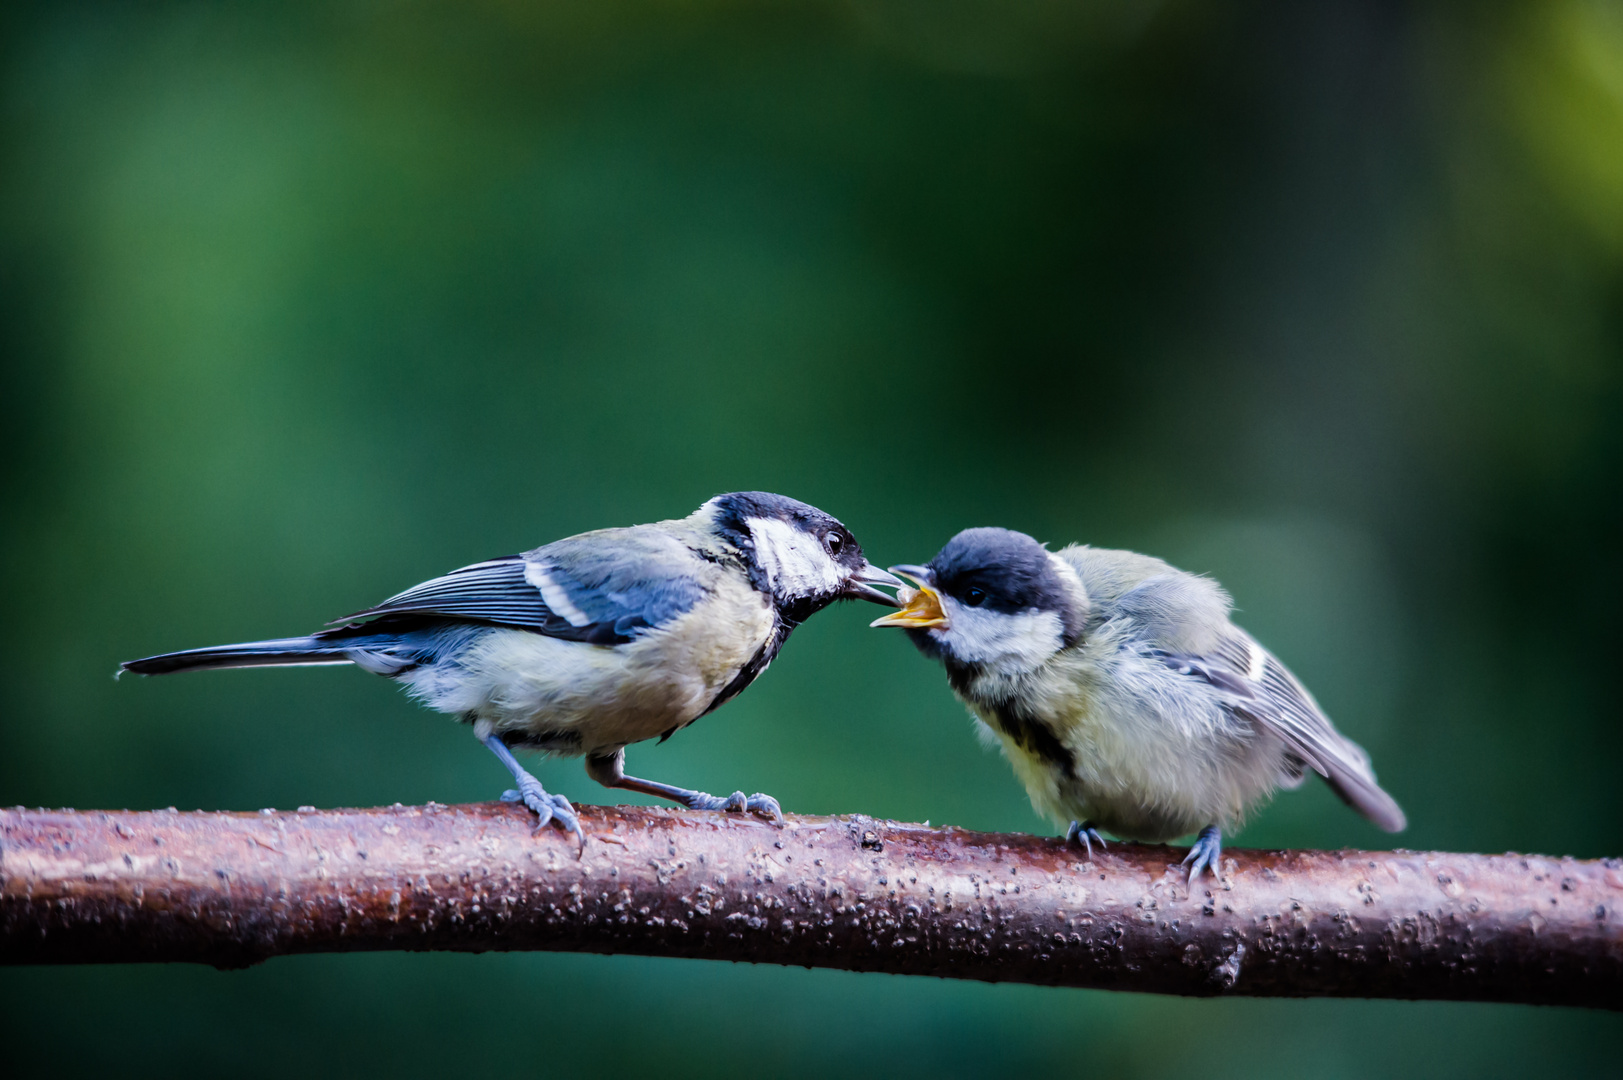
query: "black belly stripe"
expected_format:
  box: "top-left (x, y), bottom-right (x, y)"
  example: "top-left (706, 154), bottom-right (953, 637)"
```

top-left (501, 728), bottom-right (583, 753)
top-left (987, 701), bottom-right (1076, 777)
top-left (693, 615), bottom-right (789, 722)
top-left (942, 659), bottom-right (1076, 776)
top-left (700, 637), bottom-right (778, 717)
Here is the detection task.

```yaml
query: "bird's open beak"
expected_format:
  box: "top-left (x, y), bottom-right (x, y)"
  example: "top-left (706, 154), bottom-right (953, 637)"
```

top-left (843, 562), bottom-right (906, 607)
top-left (869, 565), bottom-right (949, 629)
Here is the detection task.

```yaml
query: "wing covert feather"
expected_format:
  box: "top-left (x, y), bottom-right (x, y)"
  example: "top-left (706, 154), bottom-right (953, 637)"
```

top-left (327, 526), bottom-right (713, 646)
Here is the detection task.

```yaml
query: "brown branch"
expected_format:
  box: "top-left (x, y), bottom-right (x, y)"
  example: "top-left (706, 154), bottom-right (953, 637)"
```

top-left (2, 803), bottom-right (1619, 1007)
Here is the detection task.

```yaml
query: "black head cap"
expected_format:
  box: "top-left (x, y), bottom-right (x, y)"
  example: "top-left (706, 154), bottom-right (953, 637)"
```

top-left (928, 527), bottom-right (1085, 643)
top-left (708, 491), bottom-right (868, 570)
top-left (705, 493), bottom-right (881, 625)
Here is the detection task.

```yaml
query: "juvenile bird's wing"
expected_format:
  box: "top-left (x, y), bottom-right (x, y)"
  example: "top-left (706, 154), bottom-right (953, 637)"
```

top-left (1151, 631), bottom-right (1406, 833)
top-left (327, 527), bottom-right (712, 646)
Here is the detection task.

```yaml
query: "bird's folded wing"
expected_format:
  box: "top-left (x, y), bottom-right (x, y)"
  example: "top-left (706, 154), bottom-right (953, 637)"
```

top-left (1151, 633), bottom-right (1407, 833)
top-left (326, 530), bottom-right (710, 646)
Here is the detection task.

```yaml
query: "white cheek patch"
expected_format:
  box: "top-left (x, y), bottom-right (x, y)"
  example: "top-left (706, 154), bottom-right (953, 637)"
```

top-left (524, 563), bottom-right (592, 627)
top-left (934, 599), bottom-right (1065, 675)
top-left (747, 517), bottom-right (842, 598)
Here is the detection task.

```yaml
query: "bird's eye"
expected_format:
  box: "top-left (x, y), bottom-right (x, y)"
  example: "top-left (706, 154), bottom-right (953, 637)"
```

top-left (963, 587), bottom-right (986, 607)
top-left (825, 532), bottom-right (844, 556)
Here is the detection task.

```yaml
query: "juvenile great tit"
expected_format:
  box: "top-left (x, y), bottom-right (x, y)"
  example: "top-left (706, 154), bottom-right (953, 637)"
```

top-left (873, 528), bottom-right (1404, 880)
top-left (123, 492), bottom-right (902, 843)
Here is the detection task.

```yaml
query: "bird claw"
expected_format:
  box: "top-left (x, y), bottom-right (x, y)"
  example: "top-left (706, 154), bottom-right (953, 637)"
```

top-left (689, 789), bottom-right (783, 823)
top-left (1182, 825), bottom-right (1223, 883)
top-left (1065, 820), bottom-right (1106, 860)
top-left (503, 779), bottom-right (585, 851)
top-left (742, 792), bottom-right (784, 823)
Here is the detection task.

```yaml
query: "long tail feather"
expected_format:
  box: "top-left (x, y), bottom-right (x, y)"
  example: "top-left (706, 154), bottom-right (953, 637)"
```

top-left (120, 637), bottom-right (356, 676)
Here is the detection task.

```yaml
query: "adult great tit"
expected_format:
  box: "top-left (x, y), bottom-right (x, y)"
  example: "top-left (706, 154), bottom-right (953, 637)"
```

top-left (123, 492), bottom-right (902, 844)
top-left (873, 528), bottom-right (1404, 880)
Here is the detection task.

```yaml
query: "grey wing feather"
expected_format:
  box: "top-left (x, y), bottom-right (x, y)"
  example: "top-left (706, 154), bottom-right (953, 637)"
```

top-left (527, 529), bottom-right (710, 633)
top-left (1157, 633), bottom-right (1407, 833)
top-left (335, 557), bottom-right (556, 629)
top-left (328, 528), bottom-right (710, 646)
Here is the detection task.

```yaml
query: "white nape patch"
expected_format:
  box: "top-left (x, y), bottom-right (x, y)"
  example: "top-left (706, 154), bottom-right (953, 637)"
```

top-left (524, 563), bottom-right (592, 627)
top-left (747, 517), bottom-right (842, 598)
top-left (932, 598), bottom-right (1065, 676)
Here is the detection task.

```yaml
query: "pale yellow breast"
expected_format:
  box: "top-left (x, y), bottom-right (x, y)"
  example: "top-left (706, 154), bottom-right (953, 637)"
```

top-left (448, 575), bottom-right (775, 757)
top-left (968, 637), bottom-right (1246, 840)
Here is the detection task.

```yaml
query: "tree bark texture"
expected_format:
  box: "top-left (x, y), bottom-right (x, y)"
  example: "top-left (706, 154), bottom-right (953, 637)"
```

top-left (3, 803), bottom-right (1619, 1008)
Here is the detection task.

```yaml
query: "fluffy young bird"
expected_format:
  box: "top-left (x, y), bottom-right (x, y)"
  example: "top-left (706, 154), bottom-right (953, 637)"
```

top-left (873, 528), bottom-right (1404, 879)
top-left (124, 492), bottom-right (901, 843)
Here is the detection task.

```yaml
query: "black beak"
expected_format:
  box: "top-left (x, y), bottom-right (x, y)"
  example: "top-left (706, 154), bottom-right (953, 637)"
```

top-left (842, 562), bottom-right (905, 607)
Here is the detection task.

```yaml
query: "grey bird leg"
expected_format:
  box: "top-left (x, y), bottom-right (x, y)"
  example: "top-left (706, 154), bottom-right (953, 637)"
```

top-left (585, 749), bottom-right (783, 822)
top-left (482, 734), bottom-right (584, 848)
top-left (1065, 820), bottom-right (1107, 860)
top-left (1182, 824), bottom-right (1223, 883)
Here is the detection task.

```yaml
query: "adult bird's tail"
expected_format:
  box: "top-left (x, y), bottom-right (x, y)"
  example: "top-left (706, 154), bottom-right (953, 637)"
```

top-left (120, 637), bottom-right (357, 676)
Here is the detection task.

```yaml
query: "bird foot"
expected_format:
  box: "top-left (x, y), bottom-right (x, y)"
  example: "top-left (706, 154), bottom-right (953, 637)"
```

top-left (1182, 825), bottom-right (1223, 883)
top-left (501, 778), bottom-right (585, 849)
top-left (682, 788), bottom-right (784, 823)
top-left (1065, 820), bottom-right (1107, 860)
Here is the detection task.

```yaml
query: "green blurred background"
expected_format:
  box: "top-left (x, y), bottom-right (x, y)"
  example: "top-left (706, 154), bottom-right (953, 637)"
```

top-left (3, 0), bottom-right (1620, 1074)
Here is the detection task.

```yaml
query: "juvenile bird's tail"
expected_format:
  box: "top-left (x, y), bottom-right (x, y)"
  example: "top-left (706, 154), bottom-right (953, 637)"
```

top-left (121, 637), bottom-right (357, 676)
top-left (1324, 761), bottom-right (1408, 834)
